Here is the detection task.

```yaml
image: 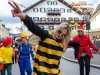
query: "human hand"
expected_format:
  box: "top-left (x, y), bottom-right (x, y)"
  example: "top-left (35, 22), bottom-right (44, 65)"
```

top-left (8, 0), bottom-right (26, 20)
top-left (2, 61), bottom-right (5, 64)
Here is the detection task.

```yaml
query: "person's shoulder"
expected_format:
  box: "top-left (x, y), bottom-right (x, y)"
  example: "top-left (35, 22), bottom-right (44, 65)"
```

top-left (28, 43), bottom-right (32, 47)
top-left (0, 46), bottom-right (5, 50)
top-left (84, 34), bottom-right (89, 38)
top-left (73, 35), bottom-right (78, 39)
top-left (9, 47), bottom-right (13, 50)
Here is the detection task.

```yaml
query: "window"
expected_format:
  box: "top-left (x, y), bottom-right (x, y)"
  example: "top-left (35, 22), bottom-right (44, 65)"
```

top-left (47, 1), bottom-right (52, 5)
top-left (47, 1), bottom-right (57, 5)
top-left (47, 8), bottom-right (52, 13)
top-left (33, 17), bottom-right (39, 23)
top-left (33, 8), bottom-right (38, 12)
top-left (40, 17), bottom-right (46, 23)
top-left (61, 18), bottom-right (67, 22)
top-left (53, 1), bottom-right (57, 5)
top-left (54, 18), bottom-right (60, 23)
top-left (33, 17), bottom-right (39, 21)
top-left (54, 18), bottom-right (60, 21)
top-left (68, 17), bottom-right (73, 20)
top-left (74, 17), bottom-right (79, 20)
top-left (49, 26), bottom-right (54, 30)
top-left (39, 26), bottom-right (44, 29)
top-left (60, 8), bottom-right (65, 13)
top-left (54, 8), bottom-right (59, 12)
top-left (47, 18), bottom-right (53, 23)
top-left (40, 17), bottom-right (46, 21)
top-left (40, 8), bottom-right (46, 13)
top-left (67, 9), bottom-right (72, 13)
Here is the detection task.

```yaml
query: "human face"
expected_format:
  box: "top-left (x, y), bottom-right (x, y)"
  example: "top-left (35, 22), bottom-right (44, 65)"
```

top-left (78, 30), bottom-right (84, 36)
top-left (21, 37), bottom-right (27, 42)
top-left (54, 27), bottom-right (68, 40)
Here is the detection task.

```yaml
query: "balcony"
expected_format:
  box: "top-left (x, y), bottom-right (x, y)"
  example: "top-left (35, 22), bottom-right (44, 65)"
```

top-left (47, 10), bottom-right (61, 15)
top-left (32, 17), bottom-right (86, 25)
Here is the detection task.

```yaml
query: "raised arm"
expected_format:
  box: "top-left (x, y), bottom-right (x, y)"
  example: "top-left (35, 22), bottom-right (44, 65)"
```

top-left (8, 0), bottom-right (48, 40)
top-left (87, 36), bottom-right (99, 52)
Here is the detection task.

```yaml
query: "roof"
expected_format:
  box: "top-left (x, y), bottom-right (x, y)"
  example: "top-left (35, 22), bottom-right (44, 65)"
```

top-left (23, 0), bottom-right (83, 15)
top-left (91, 4), bottom-right (100, 18)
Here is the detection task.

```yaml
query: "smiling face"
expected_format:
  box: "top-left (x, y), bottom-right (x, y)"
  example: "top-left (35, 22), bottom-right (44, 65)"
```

top-left (54, 26), bottom-right (70, 40)
top-left (77, 30), bottom-right (84, 36)
top-left (21, 37), bottom-right (27, 43)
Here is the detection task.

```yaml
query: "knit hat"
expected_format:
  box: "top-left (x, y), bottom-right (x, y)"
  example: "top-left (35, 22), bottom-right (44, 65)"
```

top-left (2, 37), bottom-right (13, 47)
top-left (78, 21), bottom-right (84, 31)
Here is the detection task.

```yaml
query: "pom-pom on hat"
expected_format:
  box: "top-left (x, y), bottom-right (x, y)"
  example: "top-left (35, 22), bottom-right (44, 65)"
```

top-left (2, 37), bottom-right (13, 47)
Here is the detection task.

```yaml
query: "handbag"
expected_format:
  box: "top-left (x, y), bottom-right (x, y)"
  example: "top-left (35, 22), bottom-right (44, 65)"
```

top-left (0, 63), bottom-right (4, 70)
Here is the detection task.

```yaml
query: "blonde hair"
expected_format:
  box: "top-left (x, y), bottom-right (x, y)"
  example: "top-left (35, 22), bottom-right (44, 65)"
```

top-left (52, 23), bottom-right (71, 52)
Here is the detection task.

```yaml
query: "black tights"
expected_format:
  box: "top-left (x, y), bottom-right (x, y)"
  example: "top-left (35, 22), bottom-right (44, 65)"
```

top-left (78, 55), bottom-right (91, 75)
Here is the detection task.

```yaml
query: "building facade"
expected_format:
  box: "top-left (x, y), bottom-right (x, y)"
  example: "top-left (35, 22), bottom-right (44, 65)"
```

top-left (90, 4), bottom-right (100, 29)
top-left (0, 20), bottom-right (10, 38)
top-left (23, 0), bottom-right (84, 31)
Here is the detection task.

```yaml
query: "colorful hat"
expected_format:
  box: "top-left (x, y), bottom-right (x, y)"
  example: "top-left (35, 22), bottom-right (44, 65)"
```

top-left (21, 32), bottom-right (28, 38)
top-left (78, 21), bottom-right (84, 31)
top-left (2, 37), bottom-right (13, 47)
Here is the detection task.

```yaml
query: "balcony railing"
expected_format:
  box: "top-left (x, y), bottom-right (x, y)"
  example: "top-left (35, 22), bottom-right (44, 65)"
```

top-left (33, 19), bottom-right (87, 25)
top-left (47, 10), bottom-right (61, 15)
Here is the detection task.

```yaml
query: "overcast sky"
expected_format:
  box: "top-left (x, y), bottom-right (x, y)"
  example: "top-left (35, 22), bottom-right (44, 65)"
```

top-left (0, 0), bottom-right (38, 34)
top-left (0, 0), bottom-right (96, 34)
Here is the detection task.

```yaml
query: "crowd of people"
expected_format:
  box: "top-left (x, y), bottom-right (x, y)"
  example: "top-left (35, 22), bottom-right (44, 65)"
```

top-left (0, 0), bottom-right (100, 75)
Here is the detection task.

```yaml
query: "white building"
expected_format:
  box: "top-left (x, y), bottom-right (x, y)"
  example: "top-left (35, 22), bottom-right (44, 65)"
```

top-left (23, 0), bottom-right (84, 30)
top-left (90, 4), bottom-right (100, 29)
top-left (0, 20), bottom-right (10, 38)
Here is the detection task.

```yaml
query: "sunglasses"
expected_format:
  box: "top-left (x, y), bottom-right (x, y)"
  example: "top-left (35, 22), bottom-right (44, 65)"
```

top-left (57, 30), bottom-right (67, 37)
top-left (78, 30), bottom-right (83, 32)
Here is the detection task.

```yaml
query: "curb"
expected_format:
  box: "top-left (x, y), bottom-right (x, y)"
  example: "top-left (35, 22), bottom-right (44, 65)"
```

top-left (62, 56), bottom-right (100, 69)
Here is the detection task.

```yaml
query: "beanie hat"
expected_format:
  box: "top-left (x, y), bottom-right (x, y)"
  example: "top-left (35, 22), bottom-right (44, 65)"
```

top-left (2, 37), bottom-right (13, 47)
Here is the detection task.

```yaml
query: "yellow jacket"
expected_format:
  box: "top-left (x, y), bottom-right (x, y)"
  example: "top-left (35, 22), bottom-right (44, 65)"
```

top-left (0, 46), bottom-right (14, 64)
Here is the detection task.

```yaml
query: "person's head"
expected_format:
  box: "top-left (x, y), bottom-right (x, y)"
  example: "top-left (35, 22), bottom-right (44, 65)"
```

top-left (20, 32), bottom-right (28, 43)
top-left (52, 23), bottom-right (71, 41)
top-left (77, 21), bottom-right (84, 36)
top-left (2, 37), bottom-right (13, 47)
top-left (52, 23), bottom-right (72, 52)
top-left (77, 30), bottom-right (84, 36)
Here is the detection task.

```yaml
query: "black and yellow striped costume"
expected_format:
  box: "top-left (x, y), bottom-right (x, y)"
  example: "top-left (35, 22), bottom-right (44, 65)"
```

top-left (23, 16), bottom-right (64, 75)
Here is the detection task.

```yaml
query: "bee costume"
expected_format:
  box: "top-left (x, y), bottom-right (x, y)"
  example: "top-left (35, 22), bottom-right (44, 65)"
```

top-left (22, 15), bottom-right (64, 75)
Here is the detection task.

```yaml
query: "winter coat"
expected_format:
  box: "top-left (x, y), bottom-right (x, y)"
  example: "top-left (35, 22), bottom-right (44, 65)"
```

top-left (73, 35), bottom-right (99, 59)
